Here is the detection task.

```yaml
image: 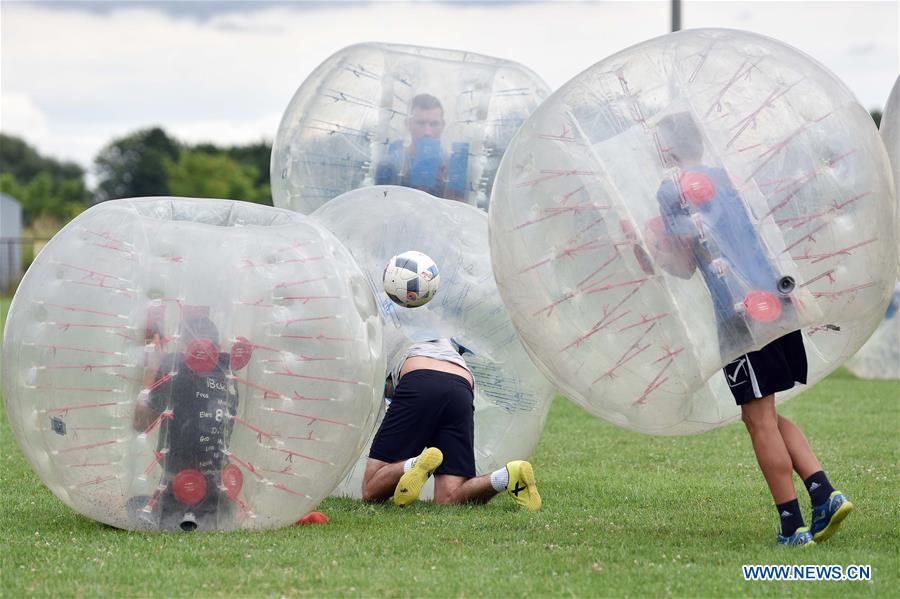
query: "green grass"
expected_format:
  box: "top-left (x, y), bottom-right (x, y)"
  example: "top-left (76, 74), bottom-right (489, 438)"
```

top-left (0, 296), bottom-right (897, 597)
top-left (0, 296), bottom-right (11, 337)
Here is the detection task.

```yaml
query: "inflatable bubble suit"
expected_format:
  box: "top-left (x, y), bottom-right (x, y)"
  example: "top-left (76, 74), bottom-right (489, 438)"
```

top-left (846, 75), bottom-right (900, 380)
top-left (490, 28), bottom-right (897, 435)
top-left (271, 42), bottom-right (549, 214)
top-left (1, 198), bottom-right (384, 531)
top-left (880, 76), bottom-right (900, 179)
top-left (312, 186), bottom-right (555, 499)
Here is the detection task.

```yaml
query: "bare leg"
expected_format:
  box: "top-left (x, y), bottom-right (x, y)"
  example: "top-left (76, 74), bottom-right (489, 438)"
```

top-left (433, 474), bottom-right (498, 505)
top-left (777, 415), bottom-right (822, 480)
top-left (741, 395), bottom-right (796, 504)
top-left (361, 458), bottom-right (405, 503)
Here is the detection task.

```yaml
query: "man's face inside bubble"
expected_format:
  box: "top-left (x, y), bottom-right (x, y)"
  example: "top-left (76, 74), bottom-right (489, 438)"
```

top-left (408, 107), bottom-right (445, 140)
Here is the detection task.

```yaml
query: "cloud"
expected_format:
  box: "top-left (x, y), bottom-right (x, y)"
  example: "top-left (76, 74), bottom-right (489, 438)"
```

top-left (2, 0), bottom-right (897, 172)
top-left (848, 42), bottom-right (879, 55)
top-left (1, 93), bottom-right (51, 146)
top-left (27, 1), bottom-right (357, 21)
top-left (167, 114), bottom-right (280, 147)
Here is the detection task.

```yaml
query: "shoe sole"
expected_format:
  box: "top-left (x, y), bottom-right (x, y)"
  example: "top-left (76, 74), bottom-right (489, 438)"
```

top-left (776, 538), bottom-right (816, 547)
top-left (514, 461), bottom-right (541, 513)
top-left (393, 448), bottom-right (442, 507)
top-left (813, 500), bottom-right (854, 542)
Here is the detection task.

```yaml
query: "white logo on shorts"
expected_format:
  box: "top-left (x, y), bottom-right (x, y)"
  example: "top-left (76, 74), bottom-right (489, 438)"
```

top-left (727, 358), bottom-right (748, 387)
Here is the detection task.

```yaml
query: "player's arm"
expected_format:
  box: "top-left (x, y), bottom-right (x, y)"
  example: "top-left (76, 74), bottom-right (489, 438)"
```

top-left (132, 392), bottom-right (160, 432)
top-left (651, 183), bottom-right (699, 279)
top-left (133, 355), bottom-right (171, 431)
top-left (644, 217), bottom-right (697, 279)
top-left (225, 374), bottom-right (239, 439)
top-left (374, 141), bottom-right (403, 185)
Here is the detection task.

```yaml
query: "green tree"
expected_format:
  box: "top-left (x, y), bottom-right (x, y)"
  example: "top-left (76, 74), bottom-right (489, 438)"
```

top-left (227, 140), bottom-right (272, 189)
top-left (0, 134), bottom-right (90, 224)
top-left (228, 141), bottom-right (272, 205)
top-left (0, 172), bottom-right (86, 225)
top-left (0, 133), bottom-right (86, 189)
top-left (184, 140), bottom-right (273, 205)
top-left (94, 127), bottom-right (180, 202)
top-left (165, 151), bottom-right (267, 204)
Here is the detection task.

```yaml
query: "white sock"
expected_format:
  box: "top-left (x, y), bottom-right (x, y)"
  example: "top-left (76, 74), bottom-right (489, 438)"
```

top-left (403, 457), bottom-right (416, 473)
top-left (490, 467), bottom-right (509, 492)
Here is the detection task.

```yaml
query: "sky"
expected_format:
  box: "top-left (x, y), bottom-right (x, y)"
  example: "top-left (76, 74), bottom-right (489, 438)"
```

top-left (1, 0), bottom-right (898, 180)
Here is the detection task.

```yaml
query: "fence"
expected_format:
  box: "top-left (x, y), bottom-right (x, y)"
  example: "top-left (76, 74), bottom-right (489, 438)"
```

top-left (0, 237), bottom-right (51, 293)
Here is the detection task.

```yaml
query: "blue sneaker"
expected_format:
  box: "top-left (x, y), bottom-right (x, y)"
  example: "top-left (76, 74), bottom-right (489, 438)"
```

top-left (810, 491), bottom-right (853, 542)
top-left (776, 526), bottom-right (815, 546)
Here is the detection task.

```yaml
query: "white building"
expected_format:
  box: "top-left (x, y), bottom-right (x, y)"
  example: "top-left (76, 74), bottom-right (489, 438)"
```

top-left (1, 192), bottom-right (23, 289)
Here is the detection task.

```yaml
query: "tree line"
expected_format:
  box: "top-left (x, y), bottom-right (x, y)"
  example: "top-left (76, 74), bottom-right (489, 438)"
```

top-left (0, 128), bottom-right (273, 227)
top-left (0, 110), bottom-right (885, 229)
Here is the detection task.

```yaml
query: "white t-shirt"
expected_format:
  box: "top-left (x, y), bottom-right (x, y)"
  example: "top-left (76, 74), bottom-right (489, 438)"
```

top-left (387, 338), bottom-right (471, 389)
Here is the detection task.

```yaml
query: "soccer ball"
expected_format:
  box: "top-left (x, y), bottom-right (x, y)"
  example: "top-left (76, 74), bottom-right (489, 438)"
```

top-left (383, 251), bottom-right (440, 307)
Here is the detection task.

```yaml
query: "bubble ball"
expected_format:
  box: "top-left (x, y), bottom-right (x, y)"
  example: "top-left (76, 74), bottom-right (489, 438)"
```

top-left (383, 250), bottom-right (441, 308)
top-left (271, 42), bottom-right (550, 214)
top-left (846, 75), bottom-right (900, 380)
top-left (1, 197), bottom-right (384, 531)
top-left (312, 186), bottom-right (556, 498)
top-left (878, 75), bottom-right (900, 182)
top-left (489, 28), bottom-right (897, 434)
top-left (845, 285), bottom-right (900, 379)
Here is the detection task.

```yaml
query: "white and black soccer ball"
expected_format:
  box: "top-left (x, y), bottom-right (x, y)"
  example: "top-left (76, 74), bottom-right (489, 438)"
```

top-left (383, 251), bottom-right (440, 308)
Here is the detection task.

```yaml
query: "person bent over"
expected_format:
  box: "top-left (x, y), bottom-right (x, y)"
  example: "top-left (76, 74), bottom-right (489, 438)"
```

top-left (650, 112), bottom-right (853, 546)
top-left (361, 339), bottom-right (540, 511)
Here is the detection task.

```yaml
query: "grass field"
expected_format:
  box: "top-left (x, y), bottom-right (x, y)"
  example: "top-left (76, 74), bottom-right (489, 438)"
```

top-left (1, 295), bottom-right (897, 597)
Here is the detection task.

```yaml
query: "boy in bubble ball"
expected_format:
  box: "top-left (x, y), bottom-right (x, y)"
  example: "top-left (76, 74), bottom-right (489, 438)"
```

top-left (360, 337), bottom-right (541, 512)
top-left (645, 112), bottom-right (852, 546)
top-left (130, 315), bottom-right (244, 531)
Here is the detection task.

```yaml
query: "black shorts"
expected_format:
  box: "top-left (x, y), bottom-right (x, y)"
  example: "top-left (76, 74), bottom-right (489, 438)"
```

top-left (723, 330), bottom-right (808, 405)
top-left (369, 369), bottom-right (475, 478)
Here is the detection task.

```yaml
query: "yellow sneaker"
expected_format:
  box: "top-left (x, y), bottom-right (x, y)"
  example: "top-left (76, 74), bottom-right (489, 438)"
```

top-left (393, 447), bottom-right (443, 507)
top-left (811, 491), bottom-right (854, 542)
top-left (506, 460), bottom-right (541, 512)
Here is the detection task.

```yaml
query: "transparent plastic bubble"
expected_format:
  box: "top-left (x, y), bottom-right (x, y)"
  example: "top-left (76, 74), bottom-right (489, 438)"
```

top-left (879, 75), bottom-right (900, 183)
top-left (847, 76), bottom-right (900, 380)
top-left (1, 198), bottom-right (384, 530)
top-left (845, 284), bottom-right (900, 379)
top-left (490, 29), bottom-right (897, 434)
top-left (271, 43), bottom-right (549, 213)
top-left (312, 186), bottom-right (555, 498)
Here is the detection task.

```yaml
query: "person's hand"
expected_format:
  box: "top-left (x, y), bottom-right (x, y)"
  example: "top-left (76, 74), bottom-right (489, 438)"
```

top-left (643, 217), bottom-right (697, 279)
top-left (620, 218), bottom-right (656, 276)
top-left (142, 334), bottom-right (163, 387)
top-left (132, 392), bottom-right (158, 432)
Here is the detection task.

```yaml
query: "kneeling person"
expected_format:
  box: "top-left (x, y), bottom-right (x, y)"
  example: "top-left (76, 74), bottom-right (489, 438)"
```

top-left (361, 338), bottom-right (540, 511)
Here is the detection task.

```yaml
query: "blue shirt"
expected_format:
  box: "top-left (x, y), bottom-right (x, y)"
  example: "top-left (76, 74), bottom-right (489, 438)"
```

top-left (374, 139), bottom-right (470, 200)
top-left (375, 139), bottom-right (445, 197)
top-left (656, 166), bottom-right (779, 324)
